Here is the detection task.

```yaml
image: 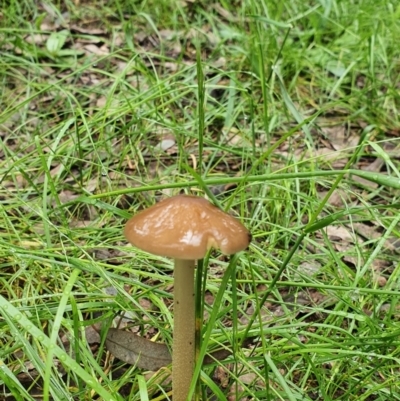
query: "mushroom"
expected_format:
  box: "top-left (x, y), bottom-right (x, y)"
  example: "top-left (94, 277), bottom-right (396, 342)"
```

top-left (124, 195), bottom-right (251, 401)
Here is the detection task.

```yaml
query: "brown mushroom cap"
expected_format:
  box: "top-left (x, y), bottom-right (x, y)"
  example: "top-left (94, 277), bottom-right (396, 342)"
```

top-left (124, 195), bottom-right (251, 260)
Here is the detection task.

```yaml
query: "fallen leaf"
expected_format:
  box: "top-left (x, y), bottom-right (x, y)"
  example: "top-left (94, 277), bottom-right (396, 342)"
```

top-left (84, 44), bottom-right (109, 56)
top-left (70, 24), bottom-right (107, 35)
top-left (85, 325), bottom-right (101, 344)
top-left (106, 329), bottom-right (236, 370)
top-left (156, 138), bottom-right (175, 151)
top-left (325, 225), bottom-right (355, 242)
top-left (213, 365), bottom-right (229, 388)
top-left (106, 328), bottom-right (172, 371)
top-left (295, 261), bottom-right (322, 279)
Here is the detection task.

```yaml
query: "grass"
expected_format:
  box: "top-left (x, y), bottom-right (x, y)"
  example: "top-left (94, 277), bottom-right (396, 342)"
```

top-left (1, 0), bottom-right (400, 400)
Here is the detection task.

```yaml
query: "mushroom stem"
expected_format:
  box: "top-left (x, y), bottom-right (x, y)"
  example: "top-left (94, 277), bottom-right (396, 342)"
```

top-left (172, 258), bottom-right (196, 401)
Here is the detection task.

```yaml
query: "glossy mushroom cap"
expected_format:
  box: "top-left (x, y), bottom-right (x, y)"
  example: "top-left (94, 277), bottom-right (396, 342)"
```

top-left (124, 195), bottom-right (251, 260)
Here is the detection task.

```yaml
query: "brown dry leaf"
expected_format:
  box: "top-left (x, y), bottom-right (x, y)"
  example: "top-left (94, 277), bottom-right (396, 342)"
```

top-left (24, 33), bottom-right (49, 45)
top-left (159, 29), bottom-right (178, 41)
top-left (211, 57), bottom-right (227, 69)
top-left (106, 329), bottom-right (234, 370)
top-left (85, 325), bottom-right (101, 344)
top-left (163, 61), bottom-right (180, 72)
top-left (351, 173), bottom-right (379, 189)
top-left (39, 4), bottom-right (69, 30)
top-left (320, 125), bottom-right (359, 151)
top-left (318, 189), bottom-right (356, 207)
top-left (213, 366), bottom-right (230, 388)
top-left (113, 32), bottom-right (125, 47)
top-left (222, 127), bottom-right (251, 147)
top-left (325, 225), bottom-right (356, 243)
top-left (239, 303), bottom-right (274, 325)
top-left (70, 24), bottom-right (107, 35)
top-left (203, 291), bottom-right (215, 320)
top-left (78, 72), bottom-right (102, 86)
top-left (155, 138), bottom-right (176, 152)
top-left (187, 26), bottom-right (219, 46)
top-left (1, 174), bottom-right (28, 189)
top-left (227, 368), bottom-right (264, 400)
top-left (385, 237), bottom-right (400, 253)
top-left (295, 261), bottom-right (322, 279)
top-left (306, 147), bottom-right (348, 168)
top-left (362, 157), bottom-right (384, 172)
top-left (352, 222), bottom-right (400, 254)
top-left (106, 328), bottom-right (172, 371)
top-left (283, 291), bottom-right (327, 313)
top-left (96, 96), bottom-right (108, 108)
top-left (69, 220), bottom-right (96, 228)
top-left (227, 385), bottom-right (245, 401)
top-left (57, 190), bottom-right (80, 204)
top-left (379, 303), bottom-right (400, 319)
top-left (335, 243), bottom-right (358, 267)
top-left (96, 96), bottom-right (121, 115)
top-left (212, 4), bottom-right (236, 22)
top-left (352, 222), bottom-right (380, 241)
top-left (139, 298), bottom-right (153, 311)
top-left (375, 275), bottom-right (387, 287)
top-left (90, 247), bottom-right (125, 263)
top-left (85, 177), bottom-right (99, 193)
top-left (239, 372), bottom-right (261, 385)
top-left (84, 44), bottom-right (109, 56)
